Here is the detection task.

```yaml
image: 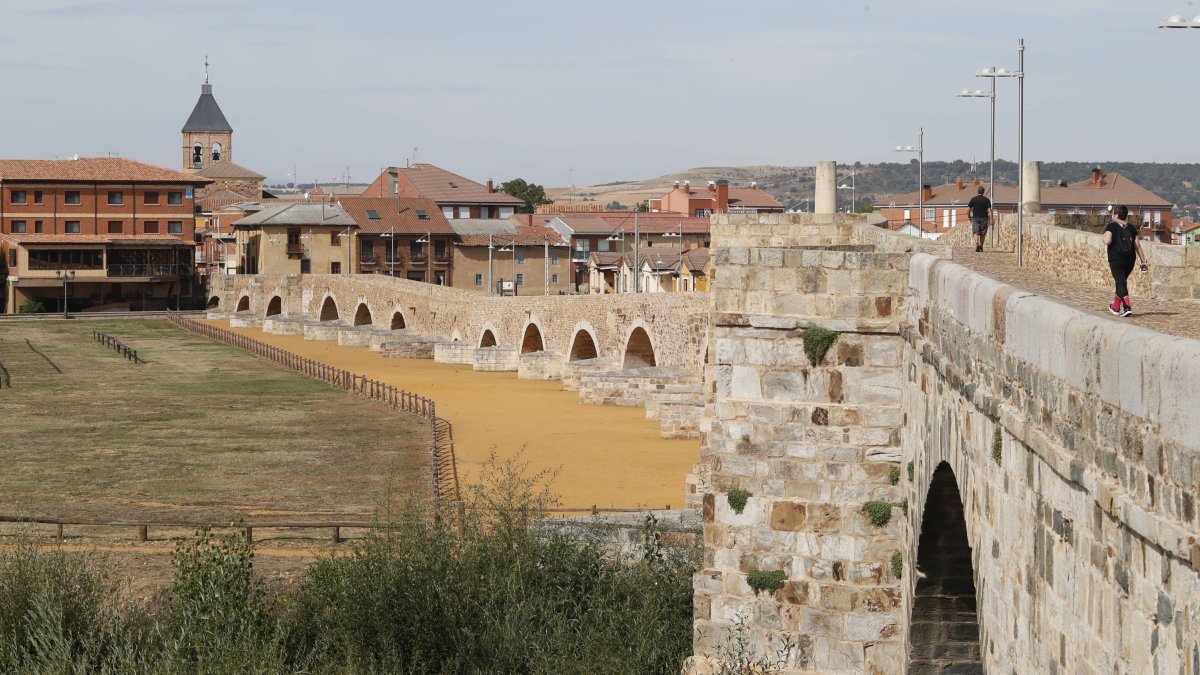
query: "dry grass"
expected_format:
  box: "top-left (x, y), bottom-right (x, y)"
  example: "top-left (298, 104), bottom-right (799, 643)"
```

top-left (0, 320), bottom-right (430, 525)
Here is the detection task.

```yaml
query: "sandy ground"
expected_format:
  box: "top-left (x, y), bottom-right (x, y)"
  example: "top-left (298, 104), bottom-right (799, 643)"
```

top-left (209, 321), bottom-right (699, 510)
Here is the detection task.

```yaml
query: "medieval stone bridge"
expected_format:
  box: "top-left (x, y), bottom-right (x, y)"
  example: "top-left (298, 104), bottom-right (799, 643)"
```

top-left (207, 209), bottom-right (1199, 673)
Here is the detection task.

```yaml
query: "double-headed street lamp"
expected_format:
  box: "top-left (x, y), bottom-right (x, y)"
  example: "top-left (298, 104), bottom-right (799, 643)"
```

top-left (606, 229), bottom-right (627, 293)
top-left (974, 58), bottom-right (1023, 258)
top-left (1160, 14), bottom-right (1200, 28)
top-left (54, 269), bottom-right (75, 318)
top-left (837, 168), bottom-right (859, 214)
top-left (661, 221), bottom-right (684, 291)
top-left (895, 128), bottom-right (925, 237)
top-left (957, 86), bottom-right (995, 246)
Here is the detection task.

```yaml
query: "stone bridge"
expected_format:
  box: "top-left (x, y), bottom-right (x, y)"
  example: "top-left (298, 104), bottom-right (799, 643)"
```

top-left (206, 208), bottom-right (1200, 672)
top-left (688, 212), bottom-right (1200, 673)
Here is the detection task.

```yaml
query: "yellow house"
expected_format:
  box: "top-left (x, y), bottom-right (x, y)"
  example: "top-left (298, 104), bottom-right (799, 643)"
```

top-left (678, 248), bottom-right (711, 292)
top-left (232, 202), bottom-right (357, 275)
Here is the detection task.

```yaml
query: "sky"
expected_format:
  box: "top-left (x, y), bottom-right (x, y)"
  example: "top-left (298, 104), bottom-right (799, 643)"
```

top-left (1, 0), bottom-right (1198, 187)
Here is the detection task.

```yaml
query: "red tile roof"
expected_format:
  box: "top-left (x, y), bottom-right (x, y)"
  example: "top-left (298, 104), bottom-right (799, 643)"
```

top-left (456, 224), bottom-right (567, 247)
top-left (394, 164), bottom-right (525, 205)
top-left (0, 233), bottom-right (190, 245)
top-left (339, 196), bottom-right (456, 235)
top-left (885, 172), bottom-right (1170, 209)
top-left (0, 157), bottom-right (211, 184)
top-left (193, 161), bottom-right (265, 180)
top-left (553, 212), bottom-right (712, 235)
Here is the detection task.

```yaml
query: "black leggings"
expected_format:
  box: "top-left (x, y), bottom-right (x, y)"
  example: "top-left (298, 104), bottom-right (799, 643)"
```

top-left (1110, 259), bottom-right (1135, 298)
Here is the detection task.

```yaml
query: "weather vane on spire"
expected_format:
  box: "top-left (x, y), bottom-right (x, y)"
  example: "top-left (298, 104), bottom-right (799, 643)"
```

top-left (204, 54), bottom-right (209, 84)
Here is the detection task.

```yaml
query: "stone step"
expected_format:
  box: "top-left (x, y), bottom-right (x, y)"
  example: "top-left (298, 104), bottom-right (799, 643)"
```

top-left (379, 334), bottom-right (450, 359)
top-left (473, 345), bottom-right (519, 372)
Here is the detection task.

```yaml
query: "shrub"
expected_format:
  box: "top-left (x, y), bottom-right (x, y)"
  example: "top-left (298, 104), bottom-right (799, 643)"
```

top-left (891, 551), bottom-right (903, 580)
top-left (992, 427), bottom-right (1003, 463)
top-left (746, 569), bottom-right (788, 595)
top-left (713, 613), bottom-right (796, 675)
top-left (802, 326), bottom-right (838, 367)
top-left (727, 489), bottom-right (751, 514)
top-left (863, 501), bottom-right (894, 527)
top-left (18, 298), bottom-right (45, 314)
top-left (888, 466), bottom-right (901, 486)
top-left (907, 461), bottom-right (914, 481)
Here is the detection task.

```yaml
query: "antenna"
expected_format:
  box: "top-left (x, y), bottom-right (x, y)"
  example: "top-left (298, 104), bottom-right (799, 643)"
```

top-left (204, 54), bottom-right (209, 84)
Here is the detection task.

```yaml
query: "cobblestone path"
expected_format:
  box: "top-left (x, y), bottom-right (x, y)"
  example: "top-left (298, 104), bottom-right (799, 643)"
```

top-left (950, 247), bottom-right (1200, 341)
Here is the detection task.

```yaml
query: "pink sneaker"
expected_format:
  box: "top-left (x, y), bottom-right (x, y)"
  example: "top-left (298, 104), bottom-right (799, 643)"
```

top-left (1109, 297), bottom-right (1122, 316)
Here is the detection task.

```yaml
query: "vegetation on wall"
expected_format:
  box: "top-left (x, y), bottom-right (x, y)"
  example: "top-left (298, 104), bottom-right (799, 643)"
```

top-left (746, 569), bottom-right (788, 596)
top-left (802, 326), bottom-right (839, 367)
top-left (727, 488), bottom-right (751, 515)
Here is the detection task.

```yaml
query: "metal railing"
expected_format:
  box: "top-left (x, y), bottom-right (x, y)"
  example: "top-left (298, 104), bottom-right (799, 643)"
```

top-left (107, 264), bottom-right (181, 277)
top-left (92, 330), bottom-right (142, 364)
top-left (166, 312), bottom-right (462, 519)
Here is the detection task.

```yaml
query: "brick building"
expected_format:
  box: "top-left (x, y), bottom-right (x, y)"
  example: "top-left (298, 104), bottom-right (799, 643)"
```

top-left (362, 164), bottom-right (525, 219)
top-left (547, 212), bottom-right (711, 291)
top-left (339, 196), bottom-right (456, 285)
top-left (0, 157), bottom-right (209, 313)
top-left (650, 179), bottom-right (783, 216)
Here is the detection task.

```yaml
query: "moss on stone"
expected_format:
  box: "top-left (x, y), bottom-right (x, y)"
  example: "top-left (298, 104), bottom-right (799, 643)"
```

top-left (891, 550), bottom-right (903, 580)
top-left (727, 488), bottom-right (751, 515)
top-left (888, 466), bottom-right (901, 486)
top-left (862, 501), bottom-right (894, 527)
top-left (907, 461), bottom-right (914, 482)
top-left (992, 427), bottom-right (1003, 463)
top-left (802, 326), bottom-right (839, 367)
top-left (746, 569), bottom-right (788, 595)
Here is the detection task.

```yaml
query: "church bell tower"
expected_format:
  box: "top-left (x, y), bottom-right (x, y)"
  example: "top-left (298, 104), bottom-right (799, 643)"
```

top-left (181, 57), bottom-right (233, 173)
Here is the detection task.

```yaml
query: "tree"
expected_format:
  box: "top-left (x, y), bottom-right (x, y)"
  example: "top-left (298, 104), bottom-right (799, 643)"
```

top-left (500, 178), bottom-right (552, 214)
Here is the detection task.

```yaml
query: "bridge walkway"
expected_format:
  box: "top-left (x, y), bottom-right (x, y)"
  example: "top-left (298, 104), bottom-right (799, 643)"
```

top-left (951, 248), bottom-right (1200, 341)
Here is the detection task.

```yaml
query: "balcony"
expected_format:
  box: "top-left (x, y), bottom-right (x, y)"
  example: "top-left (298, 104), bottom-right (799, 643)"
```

top-left (571, 250), bottom-right (589, 263)
top-left (286, 243), bottom-right (307, 259)
top-left (107, 264), bottom-right (183, 277)
top-left (410, 253), bottom-right (427, 264)
top-left (433, 252), bottom-right (450, 265)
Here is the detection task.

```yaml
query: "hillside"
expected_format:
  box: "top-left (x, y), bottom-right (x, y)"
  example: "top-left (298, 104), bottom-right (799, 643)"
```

top-left (550, 162), bottom-right (1200, 214)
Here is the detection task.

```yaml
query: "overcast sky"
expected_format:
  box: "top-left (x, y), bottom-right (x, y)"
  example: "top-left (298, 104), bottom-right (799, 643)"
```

top-left (1, 0), bottom-right (1197, 187)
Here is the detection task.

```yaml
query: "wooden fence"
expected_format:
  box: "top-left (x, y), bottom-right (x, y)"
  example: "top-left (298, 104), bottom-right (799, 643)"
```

top-left (0, 514), bottom-right (371, 544)
top-left (92, 330), bottom-right (143, 364)
top-left (165, 311), bottom-right (462, 517)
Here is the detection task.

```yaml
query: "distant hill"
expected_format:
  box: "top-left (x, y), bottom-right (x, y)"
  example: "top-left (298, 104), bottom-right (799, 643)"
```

top-left (550, 162), bottom-right (1200, 214)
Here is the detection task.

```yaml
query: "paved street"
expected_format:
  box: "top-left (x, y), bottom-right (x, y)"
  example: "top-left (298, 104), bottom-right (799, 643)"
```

top-left (951, 248), bottom-right (1200, 341)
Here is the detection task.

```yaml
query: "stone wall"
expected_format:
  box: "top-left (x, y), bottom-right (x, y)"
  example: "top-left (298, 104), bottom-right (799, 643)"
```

top-left (209, 273), bottom-right (709, 375)
top-left (904, 253), bottom-right (1200, 673)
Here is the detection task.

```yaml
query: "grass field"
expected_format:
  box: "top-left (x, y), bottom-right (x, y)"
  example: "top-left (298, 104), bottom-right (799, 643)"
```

top-left (0, 320), bottom-right (430, 525)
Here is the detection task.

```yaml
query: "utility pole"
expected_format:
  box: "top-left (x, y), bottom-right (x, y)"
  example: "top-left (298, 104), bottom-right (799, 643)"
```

top-left (634, 209), bottom-right (640, 293)
top-left (543, 233), bottom-right (549, 295)
top-left (487, 234), bottom-right (493, 296)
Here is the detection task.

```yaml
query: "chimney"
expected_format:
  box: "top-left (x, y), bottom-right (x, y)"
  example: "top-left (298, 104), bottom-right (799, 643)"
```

top-left (922, 184), bottom-right (933, 201)
top-left (716, 179), bottom-right (730, 214)
top-left (707, 180), bottom-right (716, 193)
top-left (750, 181), bottom-right (758, 190)
top-left (527, 213), bottom-right (532, 227)
top-left (1091, 167), bottom-right (1102, 185)
top-left (673, 180), bottom-right (680, 190)
top-left (1058, 180), bottom-right (1068, 188)
top-left (956, 178), bottom-right (965, 191)
top-left (683, 180), bottom-right (690, 194)
top-left (486, 179), bottom-right (494, 193)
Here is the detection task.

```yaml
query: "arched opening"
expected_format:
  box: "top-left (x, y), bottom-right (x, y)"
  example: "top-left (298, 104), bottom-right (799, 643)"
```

top-left (390, 311), bottom-right (406, 330)
top-left (520, 324), bottom-right (544, 354)
top-left (191, 143), bottom-right (203, 168)
top-left (319, 297), bottom-right (339, 322)
top-left (479, 329), bottom-right (497, 348)
top-left (622, 326), bottom-right (657, 369)
top-left (909, 462), bottom-right (982, 671)
top-left (236, 296), bottom-right (250, 312)
top-left (353, 303), bottom-right (373, 327)
top-left (206, 296), bottom-right (220, 310)
top-left (211, 142), bottom-right (222, 163)
top-left (569, 330), bottom-right (598, 361)
top-left (266, 296), bottom-right (282, 316)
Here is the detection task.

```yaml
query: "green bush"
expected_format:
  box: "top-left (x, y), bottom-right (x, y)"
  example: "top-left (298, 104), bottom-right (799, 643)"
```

top-left (18, 298), bottom-right (45, 314)
top-left (727, 488), bottom-right (751, 514)
top-left (746, 569), bottom-right (788, 596)
top-left (862, 501), bottom-right (894, 527)
top-left (992, 427), bottom-right (1003, 463)
top-left (891, 551), bottom-right (903, 580)
top-left (888, 466), bottom-right (900, 486)
top-left (802, 326), bottom-right (839, 367)
top-left (907, 461), bottom-right (914, 482)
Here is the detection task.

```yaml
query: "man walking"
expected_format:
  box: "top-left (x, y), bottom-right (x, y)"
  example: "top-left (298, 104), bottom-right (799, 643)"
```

top-left (967, 186), bottom-right (991, 253)
top-left (1103, 204), bottom-right (1148, 317)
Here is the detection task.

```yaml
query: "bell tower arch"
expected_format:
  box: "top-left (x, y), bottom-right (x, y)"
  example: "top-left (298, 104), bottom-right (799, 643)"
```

top-left (181, 57), bottom-right (233, 173)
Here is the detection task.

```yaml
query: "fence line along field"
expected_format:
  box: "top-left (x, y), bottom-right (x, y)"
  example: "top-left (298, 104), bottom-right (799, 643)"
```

top-left (0, 320), bottom-right (430, 529)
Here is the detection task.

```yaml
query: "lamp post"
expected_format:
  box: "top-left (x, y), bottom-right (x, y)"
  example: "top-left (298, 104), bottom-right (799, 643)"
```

top-left (1159, 13), bottom-right (1200, 28)
top-left (380, 226), bottom-right (396, 277)
top-left (606, 229), bottom-right (626, 293)
top-left (661, 221), bottom-right (684, 291)
top-left (415, 232), bottom-right (430, 284)
top-left (487, 234), bottom-right (494, 295)
top-left (957, 85), bottom-right (995, 246)
top-left (55, 269), bottom-right (75, 318)
top-left (336, 226), bottom-right (353, 274)
top-left (497, 239), bottom-right (516, 295)
top-left (837, 168), bottom-right (858, 214)
top-left (895, 128), bottom-right (925, 237)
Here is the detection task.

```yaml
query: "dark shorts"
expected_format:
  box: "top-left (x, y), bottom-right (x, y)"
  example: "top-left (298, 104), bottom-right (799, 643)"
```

top-left (971, 217), bottom-right (989, 235)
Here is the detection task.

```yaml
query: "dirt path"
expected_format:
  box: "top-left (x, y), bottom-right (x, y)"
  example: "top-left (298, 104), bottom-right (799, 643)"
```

top-left (209, 321), bottom-right (699, 509)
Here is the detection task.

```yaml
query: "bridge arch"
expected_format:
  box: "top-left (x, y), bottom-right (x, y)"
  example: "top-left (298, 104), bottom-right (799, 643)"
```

top-left (353, 302), bottom-right (373, 327)
top-left (622, 323), bottom-right (657, 369)
top-left (319, 296), bottom-right (339, 322)
top-left (236, 295), bottom-right (250, 312)
top-left (206, 295), bottom-right (220, 310)
top-left (390, 309), bottom-right (407, 330)
top-left (478, 323), bottom-right (499, 348)
top-left (568, 322), bottom-right (599, 361)
top-left (265, 296), bottom-right (282, 317)
top-left (520, 318), bottom-right (545, 354)
top-left (909, 461), bottom-right (981, 671)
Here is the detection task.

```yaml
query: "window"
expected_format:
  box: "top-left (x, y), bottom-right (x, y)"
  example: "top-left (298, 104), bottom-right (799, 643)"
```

top-left (33, 191), bottom-right (42, 205)
top-left (167, 192), bottom-right (183, 205)
top-left (192, 144), bottom-right (203, 166)
top-left (11, 220), bottom-right (27, 233)
top-left (516, 273), bottom-right (524, 285)
top-left (107, 221), bottom-right (123, 234)
top-left (552, 273), bottom-right (559, 283)
top-left (167, 221), bottom-right (183, 234)
top-left (107, 191), bottom-right (123, 205)
top-left (300, 259), bottom-right (311, 274)
top-left (474, 273), bottom-right (483, 286)
top-left (144, 221), bottom-right (159, 234)
top-left (550, 251), bottom-right (559, 265)
top-left (330, 261), bottom-right (341, 274)
top-left (366, 209), bottom-right (380, 220)
top-left (11, 190), bottom-right (27, 205)
top-left (517, 249), bottom-right (526, 264)
top-left (26, 249), bottom-right (103, 270)
top-left (330, 232), bottom-right (340, 246)
top-left (144, 191), bottom-right (160, 205)
top-left (65, 191), bottom-right (81, 205)
top-left (923, 207), bottom-right (934, 222)
top-left (34, 220), bottom-right (43, 233)
top-left (416, 209), bottom-right (430, 220)
top-left (646, 241), bottom-right (653, 247)
top-left (212, 142), bottom-right (222, 162)
top-left (694, 208), bottom-right (712, 217)
top-left (65, 220), bottom-right (81, 233)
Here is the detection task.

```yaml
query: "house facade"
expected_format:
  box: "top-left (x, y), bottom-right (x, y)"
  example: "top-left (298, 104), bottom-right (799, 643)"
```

top-left (362, 164), bottom-right (525, 219)
top-left (450, 218), bottom-right (569, 295)
top-left (232, 202), bottom-right (357, 275)
top-left (549, 212), bottom-right (711, 291)
top-left (0, 157), bottom-right (208, 313)
top-left (340, 196), bottom-right (456, 285)
top-left (651, 179), bottom-right (783, 216)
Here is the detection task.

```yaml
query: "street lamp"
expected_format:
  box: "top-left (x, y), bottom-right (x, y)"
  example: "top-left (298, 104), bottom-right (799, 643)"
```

top-left (1160, 13), bottom-right (1200, 28)
top-left (606, 229), bottom-right (626, 293)
top-left (380, 226), bottom-right (396, 277)
top-left (957, 85), bottom-right (996, 246)
top-left (837, 168), bottom-right (858, 214)
top-left (976, 58), bottom-right (1023, 258)
top-left (661, 221), bottom-right (684, 291)
top-left (895, 127), bottom-right (925, 237)
top-left (55, 269), bottom-right (75, 318)
top-left (415, 232), bottom-right (430, 284)
top-left (336, 226), bottom-right (354, 274)
top-left (497, 240), bottom-right (516, 295)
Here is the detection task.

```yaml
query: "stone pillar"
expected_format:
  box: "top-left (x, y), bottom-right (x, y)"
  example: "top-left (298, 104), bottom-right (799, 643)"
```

top-left (1020, 160), bottom-right (1041, 215)
top-left (815, 161), bottom-right (837, 214)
